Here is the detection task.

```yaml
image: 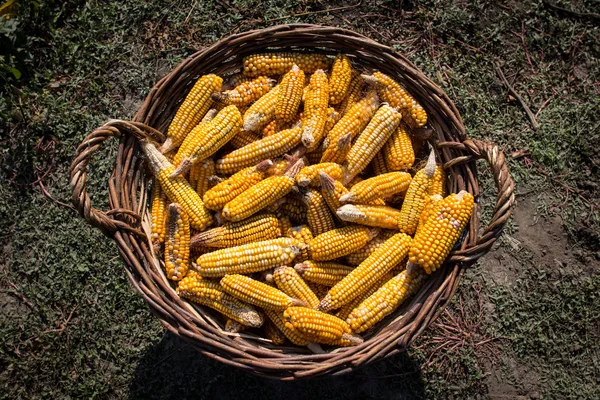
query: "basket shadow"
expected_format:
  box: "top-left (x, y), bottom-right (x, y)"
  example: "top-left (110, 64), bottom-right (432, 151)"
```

top-left (128, 331), bottom-right (426, 400)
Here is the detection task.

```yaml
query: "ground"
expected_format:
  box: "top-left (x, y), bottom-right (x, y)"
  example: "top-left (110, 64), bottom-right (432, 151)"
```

top-left (0, 0), bottom-right (599, 398)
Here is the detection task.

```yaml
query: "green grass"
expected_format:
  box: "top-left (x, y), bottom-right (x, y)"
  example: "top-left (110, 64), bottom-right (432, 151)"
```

top-left (1, 0), bottom-right (599, 398)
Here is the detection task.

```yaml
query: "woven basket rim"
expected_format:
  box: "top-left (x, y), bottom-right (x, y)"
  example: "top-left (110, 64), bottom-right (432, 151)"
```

top-left (69, 24), bottom-right (515, 380)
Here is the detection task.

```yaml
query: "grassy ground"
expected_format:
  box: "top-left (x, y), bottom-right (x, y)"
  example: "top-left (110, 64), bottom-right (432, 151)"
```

top-left (1, 0), bottom-right (599, 398)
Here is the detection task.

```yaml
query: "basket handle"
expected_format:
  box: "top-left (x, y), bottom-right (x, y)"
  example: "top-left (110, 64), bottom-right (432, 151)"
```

top-left (69, 120), bottom-right (164, 236)
top-left (439, 139), bottom-right (515, 264)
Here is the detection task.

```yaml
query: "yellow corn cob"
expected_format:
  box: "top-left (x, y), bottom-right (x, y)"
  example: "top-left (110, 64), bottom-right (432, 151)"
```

top-left (370, 151), bottom-right (389, 176)
top-left (345, 230), bottom-right (396, 266)
top-left (408, 191), bottom-right (474, 274)
top-left (221, 160), bottom-right (304, 221)
top-left (189, 158), bottom-right (215, 198)
top-left (383, 123), bottom-right (415, 171)
top-left (337, 204), bottom-right (402, 229)
top-left (341, 172), bottom-right (412, 204)
top-left (403, 94), bottom-right (428, 128)
top-left (277, 214), bottom-right (292, 237)
top-left (335, 272), bottom-right (393, 320)
top-left (161, 74), bottom-right (223, 153)
top-left (225, 319), bottom-right (248, 333)
top-left (295, 261), bottom-right (353, 287)
top-left (301, 188), bottom-right (336, 236)
top-left (319, 171), bottom-right (385, 216)
top-left (286, 225), bottom-right (314, 245)
top-left (229, 130), bottom-right (261, 149)
top-left (195, 237), bottom-right (305, 277)
top-left (337, 73), bottom-right (363, 117)
top-left (321, 133), bottom-right (353, 165)
top-left (306, 144), bottom-right (325, 165)
top-left (301, 70), bottom-right (329, 150)
top-left (261, 119), bottom-right (282, 137)
top-left (172, 105), bottom-right (243, 177)
top-left (243, 85), bottom-right (280, 132)
top-left (203, 160), bottom-right (272, 210)
top-left (325, 107), bottom-right (341, 134)
top-left (318, 233), bottom-right (412, 311)
top-left (343, 104), bottom-right (402, 184)
top-left (307, 282), bottom-right (329, 300)
top-left (346, 269), bottom-right (425, 332)
top-left (430, 165), bottom-right (446, 197)
top-left (328, 54), bottom-right (353, 104)
top-left (296, 163), bottom-right (345, 187)
top-left (220, 274), bottom-right (305, 310)
top-left (243, 52), bottom-right (330, 77)
top-left (264, 319), bottom-right (287, 344)
top-left (264, 308), bottom-right (308, 346)
top-left (273, 266), bottom-right (320, 308)
top-left (309, 226), bottom-right (380, 261)
top-left (398, 149), bottom-right (437, 234)
top-left (283, 307), bottom-right (363, 346)
top-left (142, 142), bottom-right (213, 230)
top-left (190, 213), bottom-right (280, 248)
top-left (164, 203), bottom-right (191, 280)
top-left (212, 76), bottom-right (275, 106)
top-left (177, 273), bottom-right (224, 301)
top-left (321, 91), bottom-right (379, 162)
top-left (415, 195), bottom-right (444, 237)
top-left (276, 65), bottom-right (304, 123)
top-left (215, 126), bottom-right (302, 174)
top-left (279, 196), bottom-right (307, 223)
top-left (151, 182), bottom-right (168, 247)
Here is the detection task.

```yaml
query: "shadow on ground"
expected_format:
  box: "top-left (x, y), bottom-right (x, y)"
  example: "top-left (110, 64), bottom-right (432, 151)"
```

top-left (128, 331), bottom-right (426, 400)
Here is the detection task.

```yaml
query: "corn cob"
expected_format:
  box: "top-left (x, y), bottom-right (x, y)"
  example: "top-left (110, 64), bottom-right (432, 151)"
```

top-left (370, 151), bottom-right (389, 176)
top-left (172, 105), bottom-right (243, 177)
top-left (243, 85), bottom-right (280, 132)
top-left (403, 94), bottom-right (428, 128)
top-left (295, 261), bottom-right (353, 287)
top-left (398, 149), bottom-right (437, 234)
top-left (261, 120), bottom-right (281, 137)
top-left (276, 65), bottom-right (305, 123)
top-left (296, 163), bottom-right (345, 187)
top-left (212, 76), bottom-right (275, 106)
top-left (408, 191), bottom-right (474, 274)
top-left (264, 319), bottom-right (287, 344)
top-left (195, 237), bottom-right (305, 277)
top-left (279, 196), bottom-right (307, 223)
top-left (300, 188), bottom-right (336, 236)
top-left (161, 74), bottom-right (223, 153)
top-left (306, 144), bottom-right (325, 165)
top-left (337, 73), bottom-right (363, 116)
top-left (215, 126), bottom-right (302, 174)
top-left (243, 52), bottom-right (330, 77)
top-left (190, 213), bottom-right (280, 248)
top-left (329, 54), bottom-right (353, 104)
top-left (273, 266), bottom-right (320, 308)
top-left (319, 233), bottom-right (412, 311)
top-left (319, 171), bottom-right (386, 216)
top-left (229, 130), bottom-right (261, 149)
top-left (142, 142), bottom-right (213, 230)
top-left (265, 147), bottom-right (306, 177)
top-left (324, 107), bottom-right (341, 134)
top-left (203, 160), bottom-right (272, 210)
top-left (277, 214), bottom-right (292, 237)
top-left (415, 195), bottom-right (444, 237)
top-left (307, 282), bottom-right (329, 300)
top-left (164, 203), bottom-right (191, 280)
top-left (220, 274), bottom-right (305, 310)
top-left (347, 269), bottom-right (426, 332)
top-left (336, 272), bottom-right (393, 320)
top-left (225, 319), bottom-right (248, 333)
top-left (151, 182), bottom-right (168, 248)
top-left (189, 158), bottom-right (215, 198)
top-left (301, 70), bottom-right (329, 150)
top-left (222, 159), bottom-right (304, 221)
top-left (430, 165), bottom-right (446, 197)
top-left (286, 225), bottom-right (314, 245)
top-left (341, 172), bottom-right (411, 204)
top-left (345, 230), bottom-right (395, 266)
top-left (177, 274), bottom-right (264, 327)
top-left (383, 123), bottom-right (415, 171)
top-left (309, 226), bottom-right (379, 261)
top-left (337, 204), bottom-right (402, 229)
top-left (264, 308), bottom-right (308, 346)
top-left (343, 104), bottom-right (402, 184)
top-left (322, 91), bottom-right (380, 163)
top-left (322, 133), bottom-right (353, 165)
top-left (283, 307), bottom-right (363, 346)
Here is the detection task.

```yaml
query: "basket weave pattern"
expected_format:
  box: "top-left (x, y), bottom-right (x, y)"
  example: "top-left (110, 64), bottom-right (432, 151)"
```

top-left (69, 24), bottom-right (515, 379)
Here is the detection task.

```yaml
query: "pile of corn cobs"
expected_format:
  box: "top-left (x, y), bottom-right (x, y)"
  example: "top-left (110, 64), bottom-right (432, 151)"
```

top-left (145, 52), bottom-right (475, 348)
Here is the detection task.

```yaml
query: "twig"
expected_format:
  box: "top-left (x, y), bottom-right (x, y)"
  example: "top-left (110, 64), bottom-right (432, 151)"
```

top-left (534, 92), bottom-right (556, 119)
top-left (38, 180), bottom-right (77, 213)
top-left (266, 1), bottom-right (362, 22)
top-left (3, 280), bottom-right (36, 312)
top-left (493, 62), bottom-right (540, 131)
top-left (520, 20), bottom-right (535, 73)
top-left (543, 0), bottom-right (600, 22)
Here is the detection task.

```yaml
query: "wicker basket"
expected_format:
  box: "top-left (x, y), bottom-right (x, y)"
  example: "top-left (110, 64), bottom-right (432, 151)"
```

top-left (69, 24), bottom-right (515, 380)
